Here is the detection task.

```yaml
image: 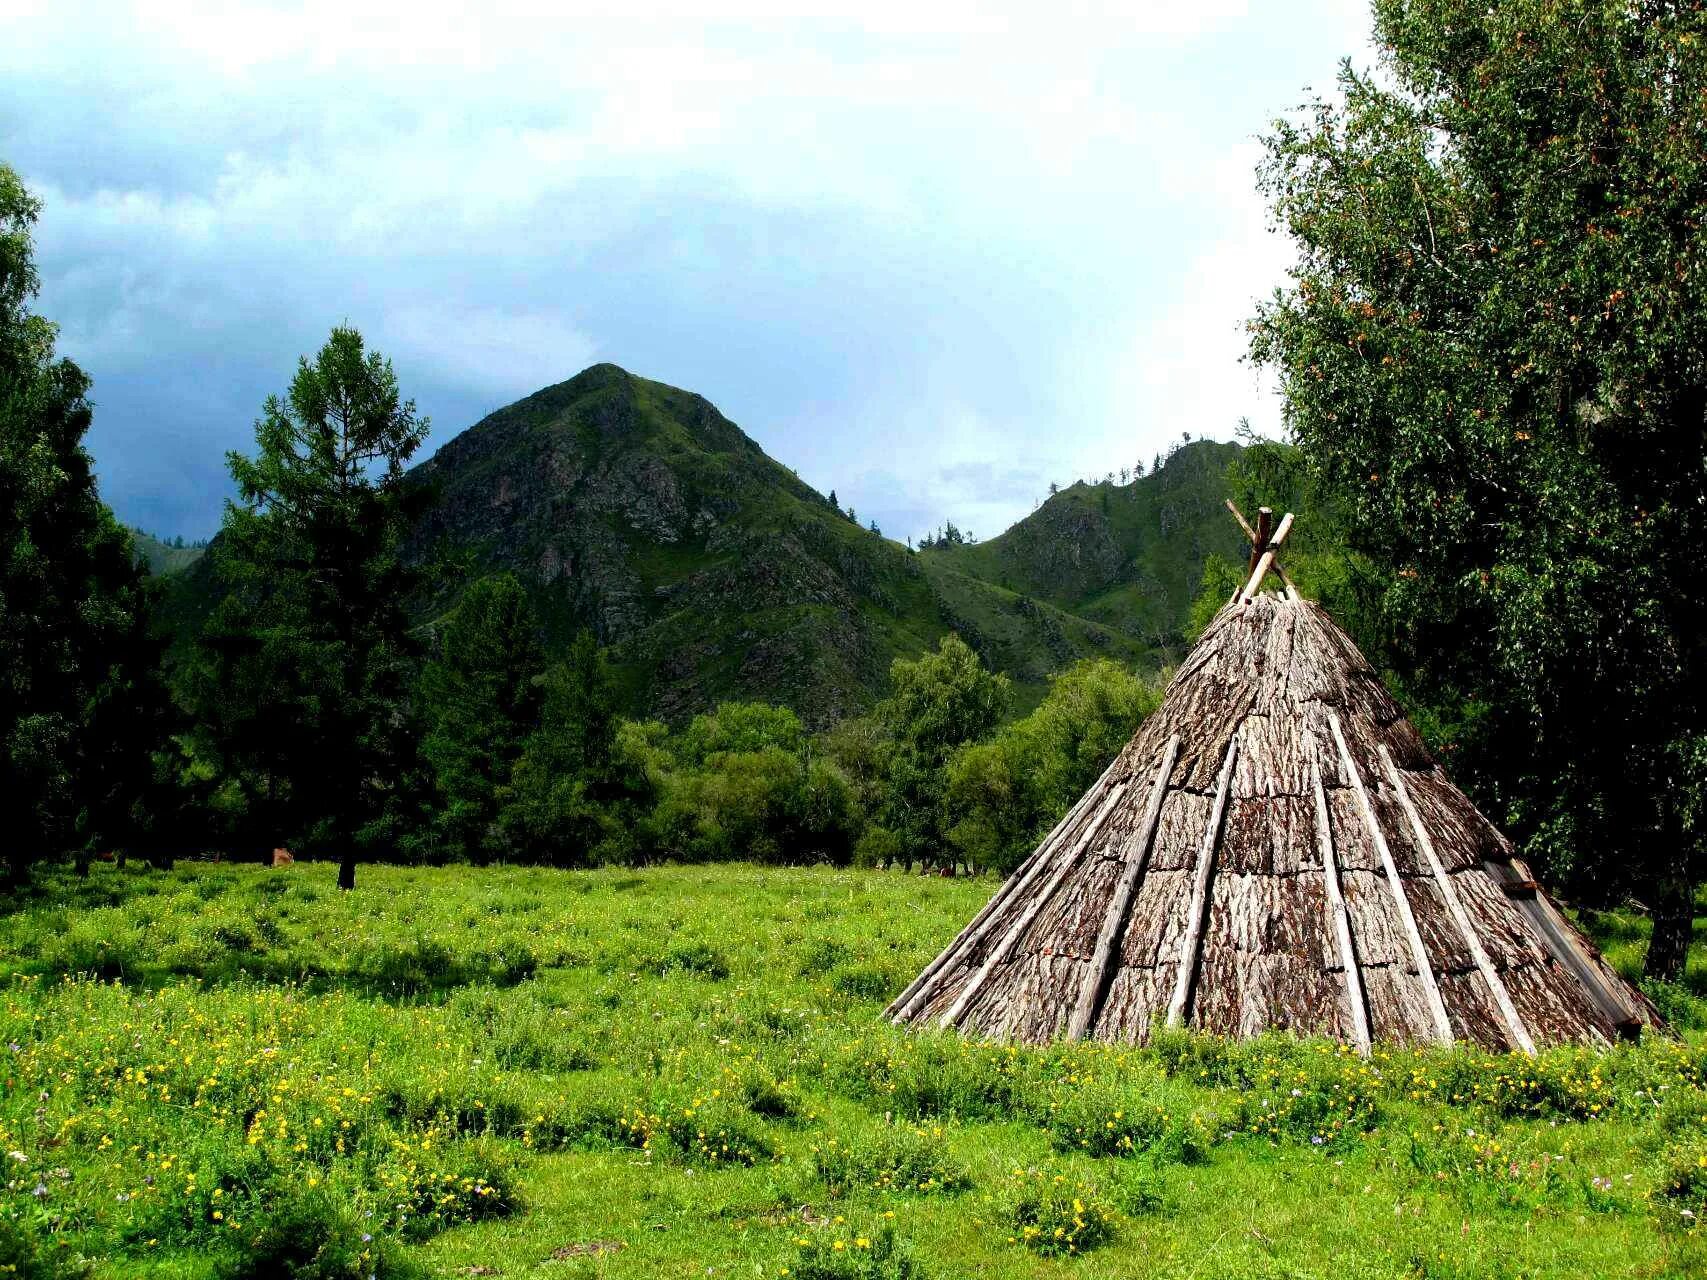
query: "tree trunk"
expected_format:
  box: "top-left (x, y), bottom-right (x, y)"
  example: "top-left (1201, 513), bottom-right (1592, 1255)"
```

top-left (338, 855), bottom-right (356, 891)
top-left (1644, 871), bottom-right (1697, 981)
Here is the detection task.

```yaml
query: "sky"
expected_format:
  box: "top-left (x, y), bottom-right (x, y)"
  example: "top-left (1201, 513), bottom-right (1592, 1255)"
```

top-left (1, 0), bottom-right (1376, 544)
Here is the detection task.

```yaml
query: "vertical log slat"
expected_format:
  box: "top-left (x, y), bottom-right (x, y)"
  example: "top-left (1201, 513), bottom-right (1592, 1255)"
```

top-left (1313, 762), bottom-right (1372, 1054)
top-left (938, 780), bottom-right (1130, 1030)
top-left (1380, 748), bottom-right (1535, 1053)
top-left (1066, 735), bottom-right (1181, 1040)
top-left (1165, 735), bottom-right (1239, 1028)
top-left (1329, 712), bottom-right (1453, 1044)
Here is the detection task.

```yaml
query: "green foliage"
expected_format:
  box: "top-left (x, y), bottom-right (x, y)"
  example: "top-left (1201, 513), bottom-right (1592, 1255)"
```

top-left (810, 1124), bottom-right (970, 1196)
top-left (996, 1167), bottom-right (1117, 1257)
top-left (944, 657), bottom-right (1159, 872)
top-left (420, 574), bottom-right (545, 863)
top-left (642, 701), bottom-right (861, 865)
top-left (779, 1223), bottom-right (928, 1280)
top-left (0, 164), bottom-right (173, 874)
top-left (678, 700), bottom-right (806, 764)
top-left (218, 1185), bottom-right (423, 1279)
top-left (502, 632), bottom-right (650, 865)
top-left (877, 635), bottom-right (1010, 866)
top-left (0, 1217), bottom-right (91, 1280)
top-left (1250, 0), bottom-right (1707, 974)
top-left (185, 325), bottom-right (431, 883)
top-left (1, 861), bottom-right (1705, 1277)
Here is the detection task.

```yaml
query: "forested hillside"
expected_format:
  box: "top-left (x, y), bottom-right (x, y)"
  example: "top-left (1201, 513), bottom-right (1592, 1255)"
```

top-left (167, 364), bottom-right (1236, 724)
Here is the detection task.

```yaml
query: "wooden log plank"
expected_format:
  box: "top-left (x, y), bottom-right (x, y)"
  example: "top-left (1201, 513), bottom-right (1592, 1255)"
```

top-left (1379, 748), bottom-right (1535, 1054)
top-left (1066, 736), bottom-right (1181, 1039)
top-left (938, 779), bottom-right (1130, 1029)
top-left (1314, 764), bottom-right (1372, 1054)
top-left (886, 752), bottom-right (1122, 1021)
top-left (1495, 855), bottom-right (1646, 1037)
top-left (1250, 507), bottom-right (1274, 574)
top-left (1328, 712), bottom-right (1454, 1044)
top-left (1238, 511), bottom-right (1295, 603)
top-left (1226, 498), bottom-right (1258, 545)
top-left (1166, 734), bottom-right (1239, 1027)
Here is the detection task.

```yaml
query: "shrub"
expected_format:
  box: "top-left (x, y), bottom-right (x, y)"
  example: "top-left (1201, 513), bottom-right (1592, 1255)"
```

top-left (0, 1217), bottom-right (93, 1280)
top-left (379, 1137), bottom-right (522, 1242)
top-left (1655, 1142), bottom-right (1707, 1230)
top-left (617, 1095), bottom-right (779, 1166)
top-left (741, 1069), bottom-right (803, 1121)
top-left (657, 942), bottom-right (731, 980)
top-left (997, 1167), bottom-right (1117, 1257)
top-left (810, 1124), bottom-right (970, 1196)
top-left (834, 1033), bottom-right (1036, 1122)
top-left (779, 1223), bottom-right (927, 1280)
top-left (1038, 1075), bottom-right (1173, 1158)
top-left (830, 963), bottom-right (897, 1002)
top-left (217, 1186), bottom-right (422, 1279)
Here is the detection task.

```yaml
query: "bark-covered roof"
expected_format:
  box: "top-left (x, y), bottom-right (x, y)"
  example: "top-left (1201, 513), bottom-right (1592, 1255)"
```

top-left (889, 593), bottom-right (1661, 1050)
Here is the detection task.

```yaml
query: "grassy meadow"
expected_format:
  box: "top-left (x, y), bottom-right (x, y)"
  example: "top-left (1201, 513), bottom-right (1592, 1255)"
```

top-left (3, 861), bottom-right (1706, 1280)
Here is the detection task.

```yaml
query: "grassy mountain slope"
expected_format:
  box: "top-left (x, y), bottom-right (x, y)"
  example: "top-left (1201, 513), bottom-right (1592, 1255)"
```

top-left (920, 439), bottom-right (1248, 660)
top-left (402, 364), bottom-right (1149, 722)
top-left (128, 528), bottom-right (205, 576)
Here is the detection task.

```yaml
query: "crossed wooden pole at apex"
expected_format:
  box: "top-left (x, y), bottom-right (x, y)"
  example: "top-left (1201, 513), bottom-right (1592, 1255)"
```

top-left (1226, 499), bottom-right (1298, 603)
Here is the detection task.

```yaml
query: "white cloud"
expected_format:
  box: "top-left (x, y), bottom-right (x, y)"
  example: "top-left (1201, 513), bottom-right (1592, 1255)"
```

top-left (379, 306), bottom-right (599, 398)
top-left (4, 0), bottom-right (1379, 539)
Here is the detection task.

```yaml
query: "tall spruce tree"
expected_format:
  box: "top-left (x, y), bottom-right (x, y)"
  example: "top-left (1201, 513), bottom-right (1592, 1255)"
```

top-left (1251, 0), bottom-right (1707, 976)
top-left (503, 631), bottom-right (645, 864)
top-left (0, 163), bottom-right (166, 879)
top-left (195, 326), bottom-right (429, 889)
top-left (420, 573), bottom-right (544, 863)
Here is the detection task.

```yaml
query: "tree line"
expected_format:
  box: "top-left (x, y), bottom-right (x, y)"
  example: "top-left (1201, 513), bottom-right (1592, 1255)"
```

top-left (0, 161), bottom-right (1156, 889)
top-left (4, 0), bottom-right (1703, 980)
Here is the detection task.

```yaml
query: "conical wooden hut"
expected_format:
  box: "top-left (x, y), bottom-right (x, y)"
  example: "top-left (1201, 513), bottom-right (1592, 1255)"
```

top-left (887, 510), bottom-right (1659, 1051)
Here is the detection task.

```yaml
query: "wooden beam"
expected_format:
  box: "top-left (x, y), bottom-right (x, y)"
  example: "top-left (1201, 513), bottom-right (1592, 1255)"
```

top-left (1226, 499), bottom-right (1257, 544)
top-left (1238, 512), bottom-right (1296, 603)
top-left (1250, 507), bottom-right (1274, 574)
top-left (1165, 733), bottom-right (1239, 1028)
top-left (1379, 748), bottom-right (1535, 1054)
top-left (938, 779), bottom-right (1131, 1030)
top-left (1065, 736), bottom-right (1181, 1040)
top-left (886, 753), bottom-right (1122, 1022)
top-left (1499, 854), bottom-right (1643, 1042)
top-left (1313, 763), bottom-right (1372, 1055)
top-left (1328, 712), bottom-right (1454, 1044)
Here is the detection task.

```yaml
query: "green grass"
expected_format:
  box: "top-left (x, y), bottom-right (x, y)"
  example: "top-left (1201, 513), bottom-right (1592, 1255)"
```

top-left (2, 861), bottom-right (1706, 1279)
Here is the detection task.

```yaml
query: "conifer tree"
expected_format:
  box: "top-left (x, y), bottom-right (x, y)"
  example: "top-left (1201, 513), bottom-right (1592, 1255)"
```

top-left (0, 163), bottom-right (166, 878)
top-left (420, 573), bottom-right (544, 863)
top-left (193, 326), bottom-right (430, 889)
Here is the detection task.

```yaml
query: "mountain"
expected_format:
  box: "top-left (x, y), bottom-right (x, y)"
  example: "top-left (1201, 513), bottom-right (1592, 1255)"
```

top-left (128, 528), bottom-right (206, 576)
top-left (166, 365), bottom-right (1244, 724)
top-left (402, 364), bottom-right (1163, 723)
top-left (920, 440), bottom-right (1248, 653)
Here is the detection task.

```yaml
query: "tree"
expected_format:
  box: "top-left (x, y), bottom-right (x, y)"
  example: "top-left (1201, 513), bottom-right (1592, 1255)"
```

top-left (1250, 0), bottom-right (1707, 976)
top-left (420, 574), bottom-right (544, 863)
top-left (194, 326), bottom-right (430, 889)
top-left (877, 633), bottom-right (1010, 868)
top-left (504, 631), bottom-right (650, 864)
top-left (0, 163), bottom-right (167, 879)
top-left (945, 658), bottom-right (1159, 873)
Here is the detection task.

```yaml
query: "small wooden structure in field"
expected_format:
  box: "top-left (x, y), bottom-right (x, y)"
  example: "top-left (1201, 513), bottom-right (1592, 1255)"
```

top-left (888, 506), bottom-right (1658, 1050)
